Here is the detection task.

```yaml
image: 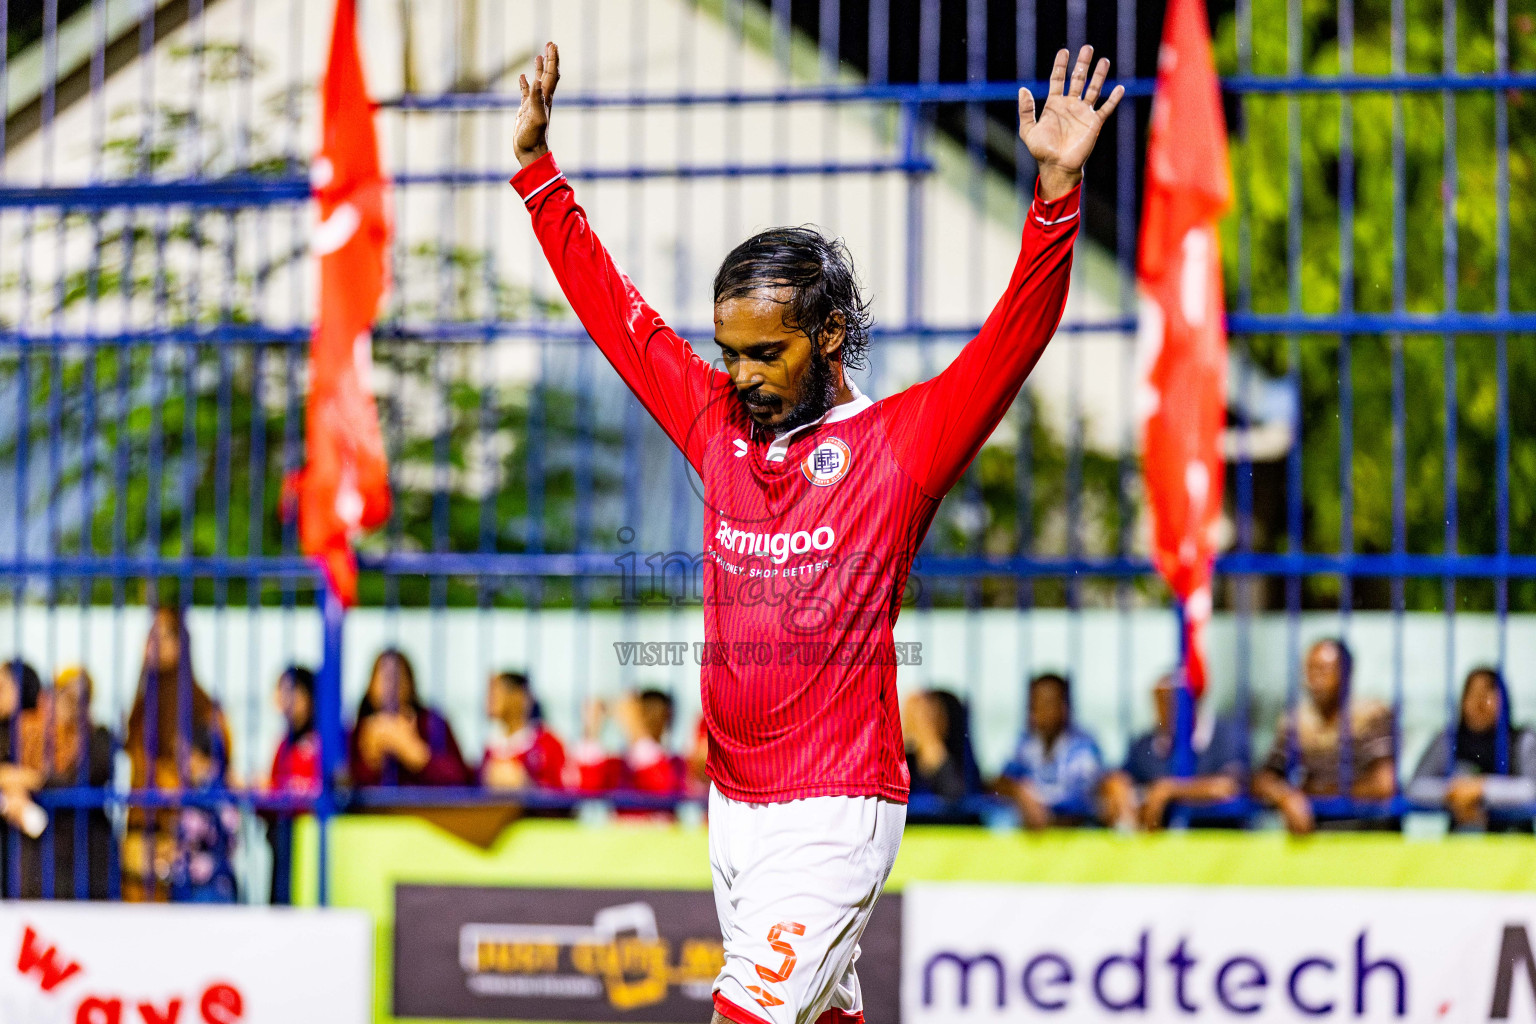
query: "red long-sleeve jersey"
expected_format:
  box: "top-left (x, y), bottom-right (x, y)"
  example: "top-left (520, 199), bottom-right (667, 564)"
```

top-left (513, 153), bottom-right (1079, 803)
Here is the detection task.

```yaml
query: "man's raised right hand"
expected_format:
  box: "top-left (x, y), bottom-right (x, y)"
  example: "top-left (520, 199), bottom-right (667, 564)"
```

top-left (515, 41), bottom-right (561, 168)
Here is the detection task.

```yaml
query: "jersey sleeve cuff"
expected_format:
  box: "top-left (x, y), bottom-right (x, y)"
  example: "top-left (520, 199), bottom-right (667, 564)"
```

top-left (510, 152), bottom-right (566, 203)
top-left (1029, 177), bottom-right (1082, 229)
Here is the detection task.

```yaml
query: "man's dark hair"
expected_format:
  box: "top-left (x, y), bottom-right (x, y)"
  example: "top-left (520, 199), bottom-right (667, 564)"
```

top-left (7, 658), bottom-right (41, 713)
top-left (713, 226), bottom-right (873, 371)
top-left (281, 665), bottom-right (316, 698)
top-left (494, 670), bottom-right (542, 722)
top-left (493, 670), bottom-right (531, 693)
top-left (1028, 672), bottom-right (1072, 711)
top-left (1313, 637), bottom-right (1354, 695)
top-left (638, 688), bottom-right (675, 727)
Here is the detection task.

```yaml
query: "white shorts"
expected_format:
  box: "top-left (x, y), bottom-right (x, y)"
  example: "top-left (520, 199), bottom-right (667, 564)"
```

top-left (708, 786), bottom-right (906, 1024)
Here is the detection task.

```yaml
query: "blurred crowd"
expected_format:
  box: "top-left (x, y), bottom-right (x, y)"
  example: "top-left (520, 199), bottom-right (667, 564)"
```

top-left (906, 638), bottom-right (1534, 836)
top-left (0, 603), bottom-right (704, 904)
top-left (0, 604), bottom-right (1531, 905)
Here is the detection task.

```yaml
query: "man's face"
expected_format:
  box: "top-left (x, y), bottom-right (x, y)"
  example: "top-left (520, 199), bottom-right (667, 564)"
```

top-left (276, 677), bottom-right (312, 730)
top-left (1304, 642), bottom-right (1343, 711)
top-left (1152, 678), bottom-right (1175, 734)
top-left (290, 687), bottom-right (314, 732)
top-left (638, 696), bottom-right (672, 742)
top-left (714, 291), bottom-right (842, 432)
top-left (1462, 671), bottom-right (1501, 733)
top-left (1029, 683), bottom-right (1068, 742)
top-left (488, 680), bottom-right (529, 727)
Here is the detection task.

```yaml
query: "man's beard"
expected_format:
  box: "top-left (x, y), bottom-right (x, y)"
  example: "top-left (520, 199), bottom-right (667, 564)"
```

top-left (738, 349), bottom-right (840, 435)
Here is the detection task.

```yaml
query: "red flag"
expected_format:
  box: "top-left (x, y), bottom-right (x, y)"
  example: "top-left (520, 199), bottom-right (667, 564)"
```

top-left (297, 0), bottom-right (391, 606)
top-left (1137, 0), bottom-right (1231, 698)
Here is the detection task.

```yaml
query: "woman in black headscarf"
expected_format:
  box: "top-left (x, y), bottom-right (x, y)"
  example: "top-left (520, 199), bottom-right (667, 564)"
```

top-left (1409, 667), bottom-right (1536, 829)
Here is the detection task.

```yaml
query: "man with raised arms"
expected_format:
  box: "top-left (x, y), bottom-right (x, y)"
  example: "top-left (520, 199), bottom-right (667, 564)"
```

top-left (509, 42), bottom-right (1122, 1024)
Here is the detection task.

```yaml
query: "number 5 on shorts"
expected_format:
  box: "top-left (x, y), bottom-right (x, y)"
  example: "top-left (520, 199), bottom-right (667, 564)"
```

top-left (755, 921), bottom-right (806, 983)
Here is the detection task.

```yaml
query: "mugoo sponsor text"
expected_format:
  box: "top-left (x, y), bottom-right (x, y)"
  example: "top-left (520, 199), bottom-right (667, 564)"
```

top-left (713, 520), bottom-right (835, 565)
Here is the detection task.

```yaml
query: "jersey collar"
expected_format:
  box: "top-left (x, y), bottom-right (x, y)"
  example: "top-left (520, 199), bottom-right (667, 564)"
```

top-left (763, 379), bottom-right (871, 463)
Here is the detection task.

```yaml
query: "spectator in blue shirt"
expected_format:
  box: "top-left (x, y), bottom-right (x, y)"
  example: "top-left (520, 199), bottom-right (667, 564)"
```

top-left (1101, 673), bottom-right (1247, 830)
top-left (995, 673), bottom-right (1103, 829)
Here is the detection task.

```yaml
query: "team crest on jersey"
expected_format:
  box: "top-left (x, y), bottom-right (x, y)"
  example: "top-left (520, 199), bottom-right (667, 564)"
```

top-left (802, 437), bottom-right (851, 487)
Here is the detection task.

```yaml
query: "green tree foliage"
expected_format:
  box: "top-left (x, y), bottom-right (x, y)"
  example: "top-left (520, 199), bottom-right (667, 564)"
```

top-left (0, 40), bottom-right (604, 608)
top-left (1214, 0), bottom-right (1536, 610)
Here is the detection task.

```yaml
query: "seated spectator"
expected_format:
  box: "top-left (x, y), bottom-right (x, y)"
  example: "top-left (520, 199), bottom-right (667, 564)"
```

top-left (995, 673), bottom-right (1104, 830)
top-left (349, 648), bottom-right (471, 787)
top-left (574, 690), bottom-right (687, 797)
top-left (265, 665), bottom-right (320, 905)
top-left (12, 666), bottom-right (116, 899)
top-left (1100, 673), bottom-right (1246, 831)
top-left (0, 657), bottom-right (41, 724)
top-left (903, 689), bottom-right (982, 804)
top-left (269, 666), bottom-right (322, 796)
top-left (1253, 638), bottom-right (1396, 835)
top-left (0, 659), bottom-right (45, 846)
top-left (481, 670), bottom-right (568, 791)
top-left (1408, 667), bottom-right (1536, 830)
top-left (169, 722), bottom-right (239, 903)
top-left (123, 604), bottom-right (231, 902)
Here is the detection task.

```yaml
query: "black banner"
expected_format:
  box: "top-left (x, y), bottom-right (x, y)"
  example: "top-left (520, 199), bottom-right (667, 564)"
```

top-left (393, 884), bottom-right (902, 1023)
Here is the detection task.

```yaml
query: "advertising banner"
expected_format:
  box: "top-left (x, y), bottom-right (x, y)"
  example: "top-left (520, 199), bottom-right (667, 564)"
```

top-left (0, 903), bottom-right (371, 1024)
top-left (903, 883), bottom-right (1536, 1023)
top-left (393, 884), bottom-right (902, 1022)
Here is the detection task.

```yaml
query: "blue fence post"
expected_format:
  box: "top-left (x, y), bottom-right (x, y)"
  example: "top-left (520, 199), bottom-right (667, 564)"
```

top-left (1172, 600), bottom-right (1196, 780)
top-left (1168, 600), bottom-right (1197, 830)
top-left (316, 581), bottom-right (346, 907)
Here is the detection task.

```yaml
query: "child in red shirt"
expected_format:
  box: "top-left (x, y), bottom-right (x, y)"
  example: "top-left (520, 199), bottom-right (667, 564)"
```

top-left (481, 671), bottom-right (568, 792)
top-left (573, 689), bottom-right (687, 797)
top-left (269, 666), bottom-right (322, 796)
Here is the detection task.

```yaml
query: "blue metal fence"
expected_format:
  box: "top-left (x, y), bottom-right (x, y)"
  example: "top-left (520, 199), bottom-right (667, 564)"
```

top-left (0, 0), bottom-right (1528, 902)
